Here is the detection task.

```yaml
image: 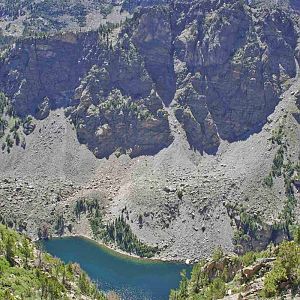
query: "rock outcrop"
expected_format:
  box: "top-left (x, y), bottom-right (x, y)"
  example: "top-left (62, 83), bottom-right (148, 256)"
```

top-left (174, 83), bottom-right (220, 153)
top-left (172, 1), bottom-right (297, 146)
top-left (0, 30), bottom-right (173, 158)
top-left (0, 32), bottom-right (97, 117)
top-left (0, 0), bottom-right (299, 157)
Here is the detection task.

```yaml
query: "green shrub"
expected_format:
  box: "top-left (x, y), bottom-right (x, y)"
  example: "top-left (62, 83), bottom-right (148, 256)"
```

top-left (204, 278), bottom-right (227, 300)
top-left (177, 188), bottom-right (183, 200)
top-left (272, 147), bottom-right (284, 177)
top-left (271, 125), bottom-right (284, 145)
top-left (264, 173), bottom-right (273, 187)
top-left (263, 264), bottom-right (287, 297)
top-left (262, 241), bottom-right (300, 297)
top-left (212, 246), bottom-right (224, 261)
top-left (240, 251), bottom-right (257, 267)
top-left (5, 134), bottom-right (13, 148)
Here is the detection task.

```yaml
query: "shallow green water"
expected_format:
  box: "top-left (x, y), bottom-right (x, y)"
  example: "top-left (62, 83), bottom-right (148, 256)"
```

top-left (42, 237), bottom-right (191, 300)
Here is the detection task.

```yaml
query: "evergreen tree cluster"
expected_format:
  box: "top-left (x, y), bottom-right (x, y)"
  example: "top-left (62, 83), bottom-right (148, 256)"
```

top-left (103, 215), bottom-right (157, 258)
top-left (170, 230), bottom-right (300, 300)
top-left (0, 91), bottom-right (26, 152)
top-left (74, 198), bottom-right (100, 219)
top-left (0, 224), bottom-right (107, 299)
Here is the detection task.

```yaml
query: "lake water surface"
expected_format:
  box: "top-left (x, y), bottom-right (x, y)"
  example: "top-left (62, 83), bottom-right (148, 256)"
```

top-left (42, 237), bottom-right (191, 300)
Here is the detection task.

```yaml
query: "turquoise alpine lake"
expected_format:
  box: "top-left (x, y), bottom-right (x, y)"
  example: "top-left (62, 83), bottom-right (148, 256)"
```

top-left (42, 237), bottom-right (191, 300)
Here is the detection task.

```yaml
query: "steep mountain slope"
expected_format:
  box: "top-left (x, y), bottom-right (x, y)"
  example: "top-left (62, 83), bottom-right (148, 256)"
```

top-left (0, 224), bottom-right (108, 300)
top-left (170, 232), bottom-right (300, 299)
top-left (0, 0), bottom-right (300, 261)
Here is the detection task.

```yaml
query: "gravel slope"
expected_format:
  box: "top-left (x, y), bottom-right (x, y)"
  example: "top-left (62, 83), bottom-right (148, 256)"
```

top-left (1, 72), bottom-right (300, 262)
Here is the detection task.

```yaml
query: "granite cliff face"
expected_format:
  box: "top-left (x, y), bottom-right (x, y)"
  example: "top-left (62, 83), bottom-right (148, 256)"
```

top-left (0, 32), bottom-right (96, 117)
top-left (172, 0), bottom-right (297, 149)
top-left (0, 28), bottom-right (173, 158)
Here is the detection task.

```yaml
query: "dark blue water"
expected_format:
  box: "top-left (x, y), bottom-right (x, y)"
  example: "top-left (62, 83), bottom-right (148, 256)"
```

top-left (42, 237), bottom-right (190, 300)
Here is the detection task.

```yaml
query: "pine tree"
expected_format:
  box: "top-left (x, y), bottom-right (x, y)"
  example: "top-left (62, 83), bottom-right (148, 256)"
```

top-left (21, 237), bottom-right (31, 267)
top-left (5, 236), bottom-right (15, 266)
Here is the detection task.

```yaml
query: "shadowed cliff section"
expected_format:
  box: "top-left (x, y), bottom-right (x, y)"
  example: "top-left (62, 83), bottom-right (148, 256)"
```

top-left (171, 0), bottom-right (298, 152)
top-left (122, 0), bottom-right (299, 154)
top-left (291, 0), bottom-right (300, 10)
top-left (0, 32), bottom-right (97, 117)
top-left (132, 6), bottom-right (177, 105)
top-left (0, 28), bottom-right (174, 159)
